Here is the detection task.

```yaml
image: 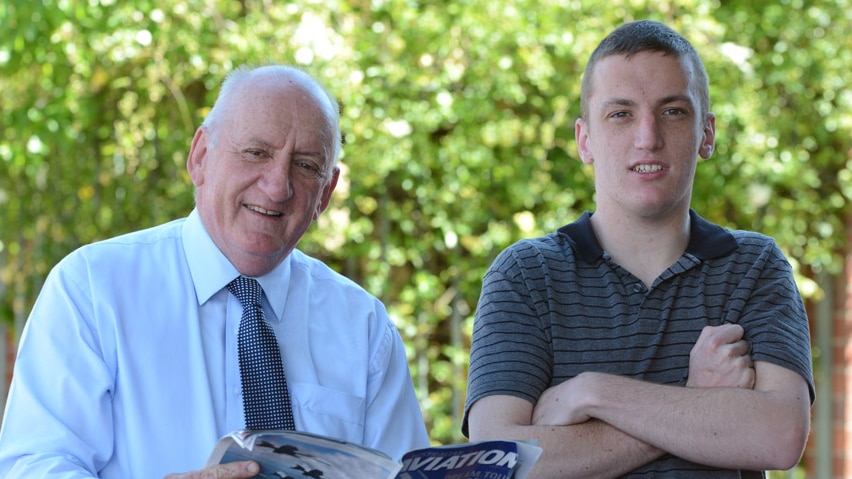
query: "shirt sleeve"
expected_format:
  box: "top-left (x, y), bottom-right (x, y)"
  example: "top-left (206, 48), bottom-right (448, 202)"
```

top-left (0, 254), bottom-right (113, 478)
top-left (362, 304), bottom-right (430, 459)
top-left (462, 243), bottom-right (554, 437)
top-left (726, 238), bottom-right (815, 402)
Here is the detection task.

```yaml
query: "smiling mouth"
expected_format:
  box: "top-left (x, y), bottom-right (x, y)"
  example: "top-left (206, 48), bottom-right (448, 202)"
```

top-left (245, 204), bottom-right (283, 217)
top-left (632, 164), bottom-right (664, 173)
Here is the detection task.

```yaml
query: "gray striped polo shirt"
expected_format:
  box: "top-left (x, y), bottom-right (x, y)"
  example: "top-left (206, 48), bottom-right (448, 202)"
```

top-left (463, 210), bottom-right (814, 478)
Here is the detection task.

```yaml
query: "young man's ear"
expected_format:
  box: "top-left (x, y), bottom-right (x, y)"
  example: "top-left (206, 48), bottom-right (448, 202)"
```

top-left (575, 118), bottom-right (594, 165)
top-left (699, 114), bottom-right (716, 160)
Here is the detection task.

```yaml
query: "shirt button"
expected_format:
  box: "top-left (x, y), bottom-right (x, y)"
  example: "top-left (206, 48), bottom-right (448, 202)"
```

top-left (633, 283), bottom-right (644, 293)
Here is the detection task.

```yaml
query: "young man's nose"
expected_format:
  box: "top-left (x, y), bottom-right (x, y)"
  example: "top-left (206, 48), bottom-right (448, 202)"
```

top-left (634, 114), bottom-right (664, 150)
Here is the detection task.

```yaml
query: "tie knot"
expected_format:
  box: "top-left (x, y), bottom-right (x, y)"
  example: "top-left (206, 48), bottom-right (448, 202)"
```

top-left (227, 276), bottom-right (263, 308)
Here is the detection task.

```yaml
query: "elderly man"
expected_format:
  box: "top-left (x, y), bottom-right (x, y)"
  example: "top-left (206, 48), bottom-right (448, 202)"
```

top-left (0, 65), bottom-right (429, 479)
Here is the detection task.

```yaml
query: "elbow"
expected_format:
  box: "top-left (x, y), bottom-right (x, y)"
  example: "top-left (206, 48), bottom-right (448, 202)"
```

top-left (762, 420), bottom-right (809, 471)
top-left (767, 447), bottom-right (805, 472)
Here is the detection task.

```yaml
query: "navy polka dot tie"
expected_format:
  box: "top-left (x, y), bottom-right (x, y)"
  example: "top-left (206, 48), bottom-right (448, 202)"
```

top-left (228, 276), bottom-right (296, 430)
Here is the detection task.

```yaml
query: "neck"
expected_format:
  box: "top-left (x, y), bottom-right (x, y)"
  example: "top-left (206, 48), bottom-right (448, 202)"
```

top-left (590, 208), bottom-right (691, 287)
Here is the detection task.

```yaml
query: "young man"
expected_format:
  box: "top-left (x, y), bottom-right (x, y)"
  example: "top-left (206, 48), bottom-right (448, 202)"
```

top-left (0, 65), bottom-right (429, 479)
top-left (464, 21), bottom-right (813, 478)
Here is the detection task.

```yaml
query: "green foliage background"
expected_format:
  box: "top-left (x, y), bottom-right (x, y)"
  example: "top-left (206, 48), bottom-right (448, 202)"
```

top-left (1, 0), bottom-right (850, 446)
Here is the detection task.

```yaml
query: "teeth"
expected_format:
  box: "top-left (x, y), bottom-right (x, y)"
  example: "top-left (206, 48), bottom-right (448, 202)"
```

top-left (633, 164), bottom-right (663, 173)
top-left (246, 205), bottom-right (282, 216)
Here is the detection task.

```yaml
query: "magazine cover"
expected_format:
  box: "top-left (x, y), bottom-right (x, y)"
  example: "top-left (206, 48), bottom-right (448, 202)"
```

top-left (397, 440), bottom-right (542, 479)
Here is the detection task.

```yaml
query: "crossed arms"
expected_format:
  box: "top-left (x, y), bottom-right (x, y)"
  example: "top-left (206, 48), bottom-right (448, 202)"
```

top-left (467, 324), bottom-right (811, 479)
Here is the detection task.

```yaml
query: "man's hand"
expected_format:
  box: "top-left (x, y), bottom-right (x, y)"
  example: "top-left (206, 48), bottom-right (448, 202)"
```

top-left (163, 461), bottom-right (260, 479)
top-left (687, 323), bottom-right (754, 389)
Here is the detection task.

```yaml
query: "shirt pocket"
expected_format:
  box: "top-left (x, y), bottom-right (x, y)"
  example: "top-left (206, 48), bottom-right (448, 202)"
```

top-left (288, 382), bottom-right (366, 443)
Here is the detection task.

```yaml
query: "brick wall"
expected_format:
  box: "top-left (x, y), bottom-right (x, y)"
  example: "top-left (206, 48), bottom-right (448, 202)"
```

top-left (805, 223), bottom-right (852, 479)
top-left (832, 239), bottom-right (852, 478)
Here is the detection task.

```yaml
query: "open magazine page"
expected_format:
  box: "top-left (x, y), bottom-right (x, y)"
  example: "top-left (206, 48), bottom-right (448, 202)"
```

top-left (396, 441), bottom-right (542, 479)
top-left (206, 430), bottom-right (542, 479)
top-left (206, 429), bottom-right (401, 479)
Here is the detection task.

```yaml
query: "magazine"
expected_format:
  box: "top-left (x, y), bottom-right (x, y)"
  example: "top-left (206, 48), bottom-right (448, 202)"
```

top-left (206, 429), bottom-right (542, 479)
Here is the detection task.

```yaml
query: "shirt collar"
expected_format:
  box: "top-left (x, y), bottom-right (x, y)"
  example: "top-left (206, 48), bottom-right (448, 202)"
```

top-left (254, 255), bottom-right (291, 324)
top-left (557, 209), bottom-right (737, 263)
top-left (182, 208), bottom-right (292, 323)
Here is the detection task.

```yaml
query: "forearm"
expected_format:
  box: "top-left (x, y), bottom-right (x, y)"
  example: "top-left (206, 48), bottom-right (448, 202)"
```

top-left (468, 396), bottom-right (664, 479)
top-left (526, 420), bottom-right (664, 479)
top-left (580, 368), bottom-right (809, 470)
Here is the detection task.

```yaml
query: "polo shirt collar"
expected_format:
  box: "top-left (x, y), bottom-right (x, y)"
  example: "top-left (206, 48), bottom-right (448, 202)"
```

top-left (557, 209), bottom-right (737, 263)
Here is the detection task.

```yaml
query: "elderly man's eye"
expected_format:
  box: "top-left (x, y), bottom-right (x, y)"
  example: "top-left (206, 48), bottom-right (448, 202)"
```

top-left (242, 149), bottom-right (268, 160)
top-left (294, 161), bottom-right (323, 178)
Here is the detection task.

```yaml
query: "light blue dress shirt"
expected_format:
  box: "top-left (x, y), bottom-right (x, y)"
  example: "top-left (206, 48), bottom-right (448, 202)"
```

top-left (0, 209), bottom-right (429, 478)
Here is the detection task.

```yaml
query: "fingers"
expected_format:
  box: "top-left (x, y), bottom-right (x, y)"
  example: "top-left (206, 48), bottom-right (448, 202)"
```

top-left (688, 323), bottom-right (754, 389)
top-left (708, 324), bottom-right (751, 358)
top-left (214, 461), bottom-right (260, 479)
top-left (712, 322), bottom-right (745, 344)
top-left (696, 324), bottom-right (752, 361)
top-left (162, 461), bottom-right (260, 479)
top-left (692, 324), bottom-right (742, 356)
top-left (730, 339), bottom-right (751, 357)
top-left (730, 363), bottom-right (756, 389)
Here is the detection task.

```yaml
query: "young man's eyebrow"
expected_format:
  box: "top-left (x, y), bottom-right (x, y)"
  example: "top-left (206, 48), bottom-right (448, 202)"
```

top-left (657, 94), bottom-right (695, 106)
top-left (601, 98), bottom-right (636, 108)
